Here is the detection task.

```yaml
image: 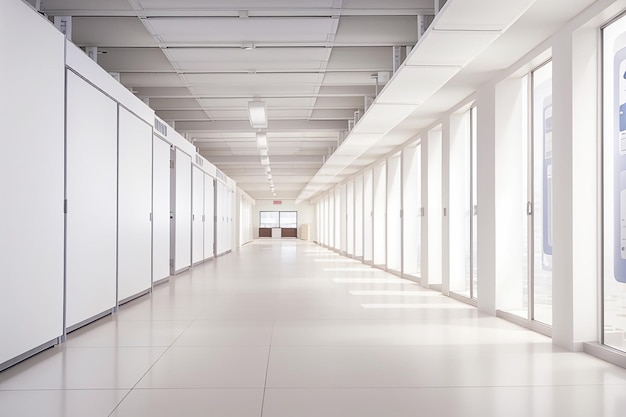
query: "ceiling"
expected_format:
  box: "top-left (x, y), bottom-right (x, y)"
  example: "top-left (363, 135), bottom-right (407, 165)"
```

top-left (36, 0), bottom-right (599, 202)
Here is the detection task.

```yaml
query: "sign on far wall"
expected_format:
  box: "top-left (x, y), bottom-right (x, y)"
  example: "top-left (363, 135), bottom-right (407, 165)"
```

top-left (273, 200), bottom-right (282, 205)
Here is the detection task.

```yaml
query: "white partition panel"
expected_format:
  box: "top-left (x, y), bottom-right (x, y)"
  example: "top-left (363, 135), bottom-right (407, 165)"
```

top-left (373, 163), bottom-right (387, 267)
top-left (340, 184), bottom-right (347, 253)
top-left (428, 128), bottom-right (443, 285)
top-left (174, 150), bottom-right (192, 273)
top-left (204, 175), bottom-right (215, 260)
top-left (334, 188), bottom-right (341, 250)
top-left (347, 180), bottom-right (355, 256)
top-left (402, 145), bottom-right (421, 278)
top-left (118, 107), bottom-right (153, 302)
top-left (66, 71), bottom-right (118, 328)
top-left (152, 136), bottom-right (171, 283)
top-left (1, 0), bottom-right (65, 367)
top-left (363, 170), bottom-right (374, 262)
top-left (192, 167), bottom-right (205, 264)
top-left (354, 175), bottom-right (364, 258)
top-left (216, 181), bottom-right (227, 255)
top-left (387, 155), bottom-right (402, 272)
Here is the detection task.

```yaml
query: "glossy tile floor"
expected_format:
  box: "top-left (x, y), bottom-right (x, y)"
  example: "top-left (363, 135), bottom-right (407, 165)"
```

top-left (2, 240), bottom-right (626, 416)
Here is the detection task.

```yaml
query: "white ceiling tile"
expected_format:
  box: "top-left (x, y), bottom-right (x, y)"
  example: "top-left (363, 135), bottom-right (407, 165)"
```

top-left (189, 84), bottom-right (319, 96)
top-left (184, 72), bottom-right (321, 86)
top-left (376, 66), bottom-right (460, 105)
top-left (322, 72), bottom-right (379, 86)
top-left (150, 98), bottom-right (203, 110)
top-left (138, 0), bottom-right (335, 9)
top-left (327, 47), bottom-right (391, 71)
top-left (72, 17), bottom-right (157, 47)
top-left (406, 30), bottom-right (500, 67)
top-left (155, 110), bottom-right (208, 120)
top-left (42, 0), bottom-right (133, 10)
top-left (146, 17), bottom-right (336, 44)
top-left (96, 48), bottom-right (174, 72)
top-left (334, 16), bottom-right (417, 44)
top-left (435, 0), bottom-right (535, 31)
top-left (121, 73), bottom-right (186, 87)
top-left (352, 104), bottom-right (417, 134)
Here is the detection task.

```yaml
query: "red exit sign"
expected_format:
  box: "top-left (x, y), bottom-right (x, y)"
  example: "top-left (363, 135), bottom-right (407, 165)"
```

top-left (273, 200), bottom-right (282, 205)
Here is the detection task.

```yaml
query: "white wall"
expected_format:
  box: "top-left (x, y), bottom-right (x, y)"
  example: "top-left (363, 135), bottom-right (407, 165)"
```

top-left (65, 71), bottom-right (118, 329)
top-left (0, 0), bottom-right (65, 367)
top-left (118, 107), bottom-right (153, 302)
top-left (252, 199), bottom-right (316, 240)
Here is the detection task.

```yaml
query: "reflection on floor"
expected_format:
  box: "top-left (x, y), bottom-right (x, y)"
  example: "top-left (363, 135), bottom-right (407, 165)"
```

top-left (1, 240), bottom-right (626, 417)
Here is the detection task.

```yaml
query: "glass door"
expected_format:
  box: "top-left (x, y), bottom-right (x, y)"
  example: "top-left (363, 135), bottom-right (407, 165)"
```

top-left (530, 61), bottom-right (553, 326)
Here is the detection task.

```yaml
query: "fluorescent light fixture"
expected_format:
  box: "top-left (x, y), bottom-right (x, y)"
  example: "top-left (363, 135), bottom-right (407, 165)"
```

top-left (249, 101), bottom-right (267, 128)
top-left (267, 174), bottom-right (272, 180)
top-left (265, 166), bottom-right (271, 174)
top-left (256, 132), bottom-right (268, 149)
top-left (260, 148), bottom-right (268, 156)
top-left (273, 192), bottom-right (277, 196)
top-left (260, 156), bottom-right (270, 166)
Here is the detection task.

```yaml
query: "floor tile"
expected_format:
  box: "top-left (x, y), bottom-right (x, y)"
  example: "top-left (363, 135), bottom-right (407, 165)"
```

top-left (0, 389), bottom-right (127, 417)
top-left (0, 346), bottom-right (166, 390)
top-left (266, 344), bottom-right (626, 388)
top-left (173, 320), bottom-right (273, 347)
top-left (262, 386), bottom-right (626, 417)
top-left (66, 318), bottom-right (190, 347)
top-left (110, 388), bottom-right (264, 417)
top-left (136, 346), bottom-right (270, 388)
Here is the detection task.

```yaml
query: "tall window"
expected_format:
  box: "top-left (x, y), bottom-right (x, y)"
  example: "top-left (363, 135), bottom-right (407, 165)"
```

top-left (603, 14), bottom-right (626, 352)
top-left (531, 61), bottom-right (553, 326)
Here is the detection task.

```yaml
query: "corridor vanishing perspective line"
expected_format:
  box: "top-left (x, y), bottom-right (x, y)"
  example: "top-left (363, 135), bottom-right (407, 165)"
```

top-left (1, 240), bottom-right (626, 417)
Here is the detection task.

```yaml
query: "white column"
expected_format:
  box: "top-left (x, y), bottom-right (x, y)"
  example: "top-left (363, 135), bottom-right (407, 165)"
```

top-left (476, 84), bottom-right (497, 315)
top-left (552, 28), bottom-right (598, 351)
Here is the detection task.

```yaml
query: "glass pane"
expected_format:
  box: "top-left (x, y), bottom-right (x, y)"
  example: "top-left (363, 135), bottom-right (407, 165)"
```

top-left (387, 156), bottom-right (402, 272)
top-left (603, 15), bottom-right (626, 352)
top-left (471, 107), bottom-right (479, 299)
top-left (532, 61), bottom-right (553, 326)
top-left (373, 163), bottom-right (387, 266)
top-left (260, 211), bottom-right (279, 228)
top-left (449, 111), bottom-right (471, 297)
top-left (279, 211), bottom-right (297, 228)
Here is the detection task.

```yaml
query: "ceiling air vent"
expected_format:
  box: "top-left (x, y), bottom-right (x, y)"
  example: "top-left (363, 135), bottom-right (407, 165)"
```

top-left (154, 118), bottom-right (168, 137)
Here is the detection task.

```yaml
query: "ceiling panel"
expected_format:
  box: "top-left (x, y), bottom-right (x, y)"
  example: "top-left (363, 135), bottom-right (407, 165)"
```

top-left (155, 110), bottom-right (209, 120)
top-left (197, 97), bottom-right (315, 109)
top-left (149, 98), bottom-right (203, 110)
top-left (334, 16), bottom-right (418, 44)
top-left (352, 104), bottom-right (417, 134)
top-left (268, 109), bottom-right (311, 119)
top-left (327, 47), bottom-right (392, 70)
top-left (184, 72), bottom-right (321, 86)
top-left (133, 87), bottom-right (194, 97)
top-left (322, 72), bottom-right (380, 86)
top-left (189, 84), bottom-right (320, 96)
top-left (72, 17), bottom-right (157, 47)
top-left (97, 48), bottom-right (175, 72)
top-left (406, 30), bottom-right (500, 67)
top-left (310, 109), bottom-right (355, 120)
top-left (146, 17), bottom-right (336, 44)
top-left (166, 47), bottom-right (329, 72)
top-left (42, 0), bottom-right (133, 10)
top-left (376, 66), bottom-right (460, 105)
top-left (121, 73), bottom-right (186, 87)
top-left (314, 96), bottom-right (366, 108)
top-left (205, 110), bottom-right (249, 120)
top-left (435, 0), bottom-right (535, 31)
top-left (342, 0), bottom-right (435, 10)
top-left (138, 0), bottom-right (336, 9)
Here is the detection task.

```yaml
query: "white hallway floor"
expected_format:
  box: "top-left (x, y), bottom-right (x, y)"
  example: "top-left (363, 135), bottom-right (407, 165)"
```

top-left (2, 239), bottom-right (626, 416)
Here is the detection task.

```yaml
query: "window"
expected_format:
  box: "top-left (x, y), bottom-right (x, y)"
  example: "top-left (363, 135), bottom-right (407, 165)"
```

top-left (259, 211), bottom-right (297, 228)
